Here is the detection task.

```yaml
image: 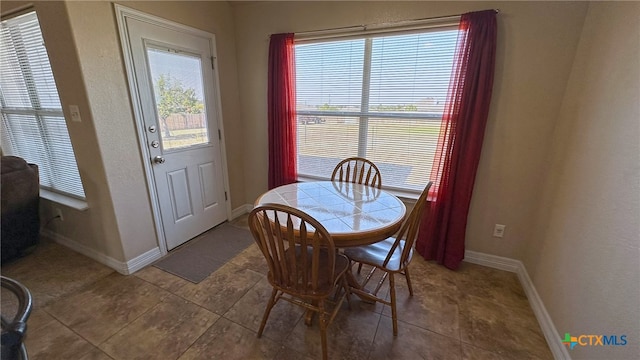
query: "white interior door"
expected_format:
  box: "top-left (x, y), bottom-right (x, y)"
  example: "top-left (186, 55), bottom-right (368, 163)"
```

top-left (124, 15), bottom-right (227, 250)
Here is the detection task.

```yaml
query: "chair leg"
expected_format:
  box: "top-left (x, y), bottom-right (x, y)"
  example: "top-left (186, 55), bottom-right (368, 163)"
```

top-left (389, 273), bottom-right (398, 336)
top-left (373, 271), bottom-right (388, 296)
top-left (318, 301), bottom-right (328, 360)
top-left (258, 288), bottom-right (278, 337)
top-left (332, 282), bottom-right (341, 302)
top-left (362, 266), bottom-right (377, 289)
top-left (404, 268), bottom-right (414, 297)
top-left (342, 276), bottom-right (352, 310)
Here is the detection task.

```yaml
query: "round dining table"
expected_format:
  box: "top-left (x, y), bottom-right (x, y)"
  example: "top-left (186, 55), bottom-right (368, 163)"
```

top-left (254, 181), bottom-right (406, 248)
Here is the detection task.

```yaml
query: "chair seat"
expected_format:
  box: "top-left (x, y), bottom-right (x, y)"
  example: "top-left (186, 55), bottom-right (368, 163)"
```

top-left (343, 238), bottom-right (412, 272)
top-left (269, 247), bottom-right (350, 296)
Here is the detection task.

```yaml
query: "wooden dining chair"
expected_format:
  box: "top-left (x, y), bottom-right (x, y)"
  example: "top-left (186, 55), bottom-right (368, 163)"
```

top-left (343, 181), bottom-right (432, 336)
top-left (331, 157), bottom-right (382, 189)
top-left (248, 203), bottom-right (351, 360)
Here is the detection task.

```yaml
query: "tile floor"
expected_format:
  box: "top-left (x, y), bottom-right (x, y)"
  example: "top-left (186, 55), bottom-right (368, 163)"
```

top-left (1, 218), bottom-right (553, 360)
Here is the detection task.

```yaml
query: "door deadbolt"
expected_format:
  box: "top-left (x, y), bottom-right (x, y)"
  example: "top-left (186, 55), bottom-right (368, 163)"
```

top-left (151, 140), bottom-right (159, 148)
top-left (148, 125), bottom-right (156, 133)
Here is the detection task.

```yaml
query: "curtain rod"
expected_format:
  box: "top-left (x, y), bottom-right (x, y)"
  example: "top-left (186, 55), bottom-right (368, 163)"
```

top-left (294, 9), bottom-right (499, 38)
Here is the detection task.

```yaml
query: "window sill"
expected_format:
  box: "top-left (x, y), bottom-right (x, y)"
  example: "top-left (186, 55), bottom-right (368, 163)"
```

top-left (40, 189), bottom-right (89, 211)
top-left (296, 176), bottom-right (421, 202)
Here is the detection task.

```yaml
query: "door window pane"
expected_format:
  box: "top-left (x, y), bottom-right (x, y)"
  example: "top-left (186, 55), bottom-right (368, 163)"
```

top-left (147, 47), bottom-right (209, 151)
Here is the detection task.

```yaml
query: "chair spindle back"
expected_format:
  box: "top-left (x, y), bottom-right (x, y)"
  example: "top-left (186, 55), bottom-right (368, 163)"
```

top-left (249, 204), bottom-right (337, 296)
top-left (383, 181), bottom-right (433, 267)
top-left (331, 157), bottom-right (382, 189)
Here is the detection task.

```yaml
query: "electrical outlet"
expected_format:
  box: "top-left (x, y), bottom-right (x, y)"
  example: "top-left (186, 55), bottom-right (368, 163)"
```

top-left (55, 207), bottom-right (64, 221)
top-left (493, 224), bottom-right (505, 238)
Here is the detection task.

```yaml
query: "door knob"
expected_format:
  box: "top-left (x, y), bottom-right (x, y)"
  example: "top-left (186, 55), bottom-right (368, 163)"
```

top-left (153, 156), bottom-right (165, 164)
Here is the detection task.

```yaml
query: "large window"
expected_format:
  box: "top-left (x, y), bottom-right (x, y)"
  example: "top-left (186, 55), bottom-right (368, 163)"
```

top-left (295, 26), bottom-right (458, 194)
top-left (0, 11), bottom-right (85, 199)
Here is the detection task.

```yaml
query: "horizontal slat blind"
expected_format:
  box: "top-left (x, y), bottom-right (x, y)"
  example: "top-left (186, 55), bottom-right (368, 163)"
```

top-left (0, 11), bottom-right (85, 199)
top-left (295, 26), bottom-right (458, 193)
top-left (296, 39), bottom-right (365, 112)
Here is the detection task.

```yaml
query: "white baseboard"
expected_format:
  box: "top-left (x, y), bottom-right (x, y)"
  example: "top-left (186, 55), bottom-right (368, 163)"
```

top-left (231, 204), bottom-right (253, 220)
top-left (124, 247), bottom-right (162, 275)
top-left (464, 250), bottom-right (520, 272)
top-left (41, 229), bottom-right (162, 275)
top-left (464, 250), bottom-right (570, 360)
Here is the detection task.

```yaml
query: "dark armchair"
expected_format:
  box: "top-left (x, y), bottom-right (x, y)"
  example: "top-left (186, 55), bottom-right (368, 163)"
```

top-left (1, 156), bottom-right (40, 263)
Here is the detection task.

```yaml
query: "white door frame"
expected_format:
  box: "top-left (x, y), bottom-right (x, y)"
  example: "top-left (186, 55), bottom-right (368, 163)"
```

top-left (115, 4), bottom-right (232, 256)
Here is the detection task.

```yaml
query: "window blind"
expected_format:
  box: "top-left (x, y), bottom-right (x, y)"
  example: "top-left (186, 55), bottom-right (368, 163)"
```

top-left (0, 11), bottom-right (85, 199)
top-left (295, 26), bottom-right (458, 193)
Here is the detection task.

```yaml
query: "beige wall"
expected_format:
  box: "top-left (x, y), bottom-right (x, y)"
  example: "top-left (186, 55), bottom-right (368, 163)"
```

top-left (2, 1), bottom-right (128, 261)
top-left (525, 2), bottom-right (640, 358)
top-left (232, 1), bottom-right (588, 260)
top-left (65, 0), bottom-right (157, 261)
top-left (0, 1), bottom-right (245, 266)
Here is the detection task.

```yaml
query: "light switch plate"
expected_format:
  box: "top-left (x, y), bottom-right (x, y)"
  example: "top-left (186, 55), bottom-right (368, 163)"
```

top-left (69, 105), bottom-right (81, 122)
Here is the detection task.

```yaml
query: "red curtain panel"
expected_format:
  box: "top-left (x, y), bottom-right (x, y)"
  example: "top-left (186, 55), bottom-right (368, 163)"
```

top-left (268, 33), bottom-right (297, 189)
top-left (416, 10), bottom-right (498, 270)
